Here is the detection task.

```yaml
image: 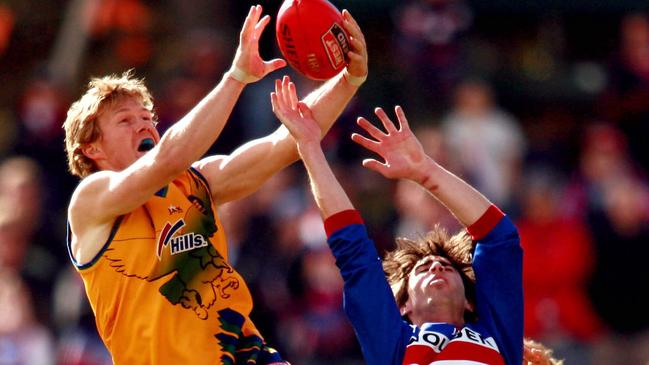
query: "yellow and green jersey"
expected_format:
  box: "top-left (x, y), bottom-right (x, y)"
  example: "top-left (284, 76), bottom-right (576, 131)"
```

top-left (68, 168), bottom-right (285, 364)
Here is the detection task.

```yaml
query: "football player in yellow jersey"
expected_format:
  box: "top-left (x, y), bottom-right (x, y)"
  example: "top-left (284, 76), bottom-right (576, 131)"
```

top-left (62, 4), bottom-right (367, 364)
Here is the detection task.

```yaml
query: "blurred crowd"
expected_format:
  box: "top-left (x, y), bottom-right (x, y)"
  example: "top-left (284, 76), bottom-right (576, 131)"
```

top-left (2, 0), bottom-right (649, 364)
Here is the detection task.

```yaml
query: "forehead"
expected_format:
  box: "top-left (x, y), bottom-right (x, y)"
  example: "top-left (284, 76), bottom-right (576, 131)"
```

top-left (99, 96), bottom-right (148, 119)
top-left (413, 255), bottom-right (452, 269)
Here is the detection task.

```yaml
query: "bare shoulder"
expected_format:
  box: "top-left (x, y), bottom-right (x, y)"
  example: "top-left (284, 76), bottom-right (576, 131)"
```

top-left (68, 171), bottom-right (120, 266)
top-left (192, 155), bottom-right (227, 196)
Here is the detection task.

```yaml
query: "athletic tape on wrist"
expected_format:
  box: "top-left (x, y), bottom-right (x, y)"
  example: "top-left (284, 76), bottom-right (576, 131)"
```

top-left (229, 66), bottom-right (259, 84)
top-left (344, 69), bottom-right (367, 86)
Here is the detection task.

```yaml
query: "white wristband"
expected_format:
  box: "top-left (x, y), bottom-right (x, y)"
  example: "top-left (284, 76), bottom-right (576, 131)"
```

top-left (228, 66), bottom-right (259, 84)
top-left (343, 68), bottom-right (367, 86)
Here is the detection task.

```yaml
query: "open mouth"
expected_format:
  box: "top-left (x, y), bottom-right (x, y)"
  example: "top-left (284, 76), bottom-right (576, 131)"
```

top-left (138, 138), bottom-right (155, 152)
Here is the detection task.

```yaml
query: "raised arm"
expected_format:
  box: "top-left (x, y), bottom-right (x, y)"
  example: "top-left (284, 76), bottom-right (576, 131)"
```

top-left (269, 81), bottom-right (353, 218)
top-left (354, 106), bottom-right (524, 365)
top-left (271, 74), bottom-right (410, 365)
top-left (351, 106), bottom-right (492, 226)
top-left (196, 9), bottom-right (368, 205)
top-left (69, 5), bottom-right (285, 263)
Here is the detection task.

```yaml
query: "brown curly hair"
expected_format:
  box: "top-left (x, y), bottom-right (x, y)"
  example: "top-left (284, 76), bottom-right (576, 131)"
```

top-left (382, 225), bottom-right (477, 323)
top-left (63, 70), bottom-right (155, 178)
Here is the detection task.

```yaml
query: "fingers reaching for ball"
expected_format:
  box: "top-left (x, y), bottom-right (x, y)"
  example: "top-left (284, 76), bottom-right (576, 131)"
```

top-left (270, 76), bottom-right (322, 146)
top-left (341, 10), bottom-right (368, 79)
top-left (231, 5), bottom-right (286, 84)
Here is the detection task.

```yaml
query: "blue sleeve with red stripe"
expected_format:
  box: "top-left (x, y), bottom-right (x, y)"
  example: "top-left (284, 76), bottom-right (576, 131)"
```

top-left (469, 206), bottom-right (523, 365)
top-left (325, 210), bottom-right (411, 365)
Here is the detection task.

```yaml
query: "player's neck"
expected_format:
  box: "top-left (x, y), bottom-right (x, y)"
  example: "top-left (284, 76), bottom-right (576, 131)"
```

top-left (411, 303), bottom-right (465, 328)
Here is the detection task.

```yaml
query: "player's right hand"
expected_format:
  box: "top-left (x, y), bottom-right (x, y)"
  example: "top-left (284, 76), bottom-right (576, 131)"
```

top-left (351, 106), bottom-right (431, 183)
top-left (231, 5), bottom-right (286, 84)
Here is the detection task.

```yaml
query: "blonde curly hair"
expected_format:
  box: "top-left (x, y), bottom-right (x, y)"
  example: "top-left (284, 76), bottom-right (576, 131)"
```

top-left (523, 338), bottom-right (563, 365)
top-left (63, 70), bottom-right (154, 178)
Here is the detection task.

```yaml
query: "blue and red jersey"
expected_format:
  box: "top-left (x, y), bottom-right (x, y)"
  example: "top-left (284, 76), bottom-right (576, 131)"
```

top-left (324, 207), bottom-right (523, 365)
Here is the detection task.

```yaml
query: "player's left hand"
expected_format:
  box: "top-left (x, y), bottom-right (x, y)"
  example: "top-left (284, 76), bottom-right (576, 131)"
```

top-left (231, 5), bottom-right (287, 83)
top-left (352, 106), bottom-right (430, 183)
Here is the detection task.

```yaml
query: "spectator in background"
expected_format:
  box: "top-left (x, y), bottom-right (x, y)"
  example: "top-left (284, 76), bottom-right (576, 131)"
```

top-left (0, 156), bottom-right (60, 328)
top-left (598, 13), bottom-right (649, 171)
top-left (14, 76), bottom-right (76, 221)
top-left (393, 0), bottom-right (472, 114)
top-left (0, 157), bottom-right (58, 364)
top-left (563, 123), bottom-right (641, 219)
top-left (156, 29), bottom-right (229, 134)
top-left (0, 5), bottom-right (13, 56)
top-left (278, 246), bottom-right (359, 365)
top-left (89, 0), bottom-right (154, 68)
top-left (17, 77), bottom-right (69, 148)
top-left (516, 166), bottom-right (603, 365)
top-left (52, 266), bottom-right (112, 365)
top-left (0, 268), bottom-right (55, 365)
top-left (441, 79), bottom-right (526, 211)
top-left (588, 176), bottom-right (649, 365)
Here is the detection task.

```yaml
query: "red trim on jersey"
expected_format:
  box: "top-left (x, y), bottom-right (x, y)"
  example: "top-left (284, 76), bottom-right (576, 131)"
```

top-left (324, 209), bottom-right (364, 237)
top-left (403, 341), bottom-right (505, 365)
top-left (466, 205), bottom-right (505, 241)
top-left (402, 345), bottom-right (436, 364)
top-left (436, 341), bottom-right (505, 365)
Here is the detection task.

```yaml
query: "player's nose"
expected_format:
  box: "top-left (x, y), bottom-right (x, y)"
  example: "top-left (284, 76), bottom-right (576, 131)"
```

top-left (429, 260), bottom-right (444, 272)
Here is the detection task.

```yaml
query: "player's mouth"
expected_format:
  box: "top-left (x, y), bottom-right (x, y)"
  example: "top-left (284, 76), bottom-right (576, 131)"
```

top-left (138, 138), bottom-right (155, 152)
top-left (428, 276), bottom-right (446, 286)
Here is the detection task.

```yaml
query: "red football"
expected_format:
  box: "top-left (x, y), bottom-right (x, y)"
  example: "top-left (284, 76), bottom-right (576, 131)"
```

top-left (276, 0), bottom-right (350, 81)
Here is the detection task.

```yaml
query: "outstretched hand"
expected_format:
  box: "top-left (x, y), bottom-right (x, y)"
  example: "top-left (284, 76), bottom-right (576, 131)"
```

top-left (341, 10), bottom-right (368, 82)
top-left (351, 106), bottom-right (431, 184)
top-left (270, 76), bottom-right (322, 147)
top-left (231, 5), bottom-right (287, 83)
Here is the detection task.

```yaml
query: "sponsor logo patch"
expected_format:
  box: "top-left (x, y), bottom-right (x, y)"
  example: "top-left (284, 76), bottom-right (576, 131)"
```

top-left (321, 23), bottom-right (349, 69)
top-left (156, 219), bottom-right (208, 259)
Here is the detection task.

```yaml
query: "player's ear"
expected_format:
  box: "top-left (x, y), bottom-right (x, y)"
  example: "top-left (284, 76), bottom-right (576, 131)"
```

top-left (400, 298), bottom-right (412, 317)
top-left (81, 143), bottom-right (103, 161)
top-left (464, 299), bottom-right (474, 313)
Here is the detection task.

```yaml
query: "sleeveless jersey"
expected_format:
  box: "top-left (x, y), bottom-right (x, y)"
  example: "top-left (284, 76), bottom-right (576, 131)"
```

top-left (68, 169), bottom-right (282, 365)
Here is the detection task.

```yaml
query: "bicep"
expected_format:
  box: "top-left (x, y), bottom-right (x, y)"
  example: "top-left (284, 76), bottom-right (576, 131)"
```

top-left (472, 219), bottom-right (523, 365)
top-left (342, 260), bottom-right (411, 365)
top-left (194, 129), bottom-right (297, 204)
top-left (329, 226), bottom-right (410, 365)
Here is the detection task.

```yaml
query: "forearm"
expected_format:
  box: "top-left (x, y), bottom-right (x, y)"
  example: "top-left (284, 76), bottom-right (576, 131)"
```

top-left (235, 73), bottom-right (358, 178)
top-left (416, 157), bottom-right (492, 227)
top-left (305, 71), bottom-right (359, 137)
top-left (157, 73), bottom-right (244, 171)
top-left (299, 142), bottom-right (354, 218)
top-left (270, 72), bottom-right (358, 161)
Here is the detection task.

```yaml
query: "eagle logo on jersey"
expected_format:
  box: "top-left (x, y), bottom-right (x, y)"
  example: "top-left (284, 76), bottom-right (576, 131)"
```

top-left (104, 171), bottom-right (240, 320)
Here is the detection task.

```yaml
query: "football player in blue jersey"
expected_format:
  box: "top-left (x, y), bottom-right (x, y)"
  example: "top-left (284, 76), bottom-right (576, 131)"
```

top-left (270, 79), bottom-right (523, 365)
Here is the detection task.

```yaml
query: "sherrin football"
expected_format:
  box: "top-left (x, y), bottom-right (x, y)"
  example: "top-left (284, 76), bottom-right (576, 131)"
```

top-left (276, 0), bottom-right (350, 81)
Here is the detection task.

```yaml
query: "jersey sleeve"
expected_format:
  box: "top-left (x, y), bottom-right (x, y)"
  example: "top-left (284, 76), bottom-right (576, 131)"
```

top-left (469, 205), bottom-right (523, 365)
top-left (325, 210), bottom-right (411, 365)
